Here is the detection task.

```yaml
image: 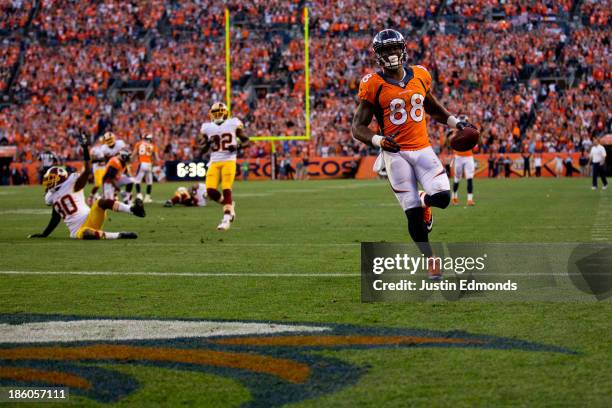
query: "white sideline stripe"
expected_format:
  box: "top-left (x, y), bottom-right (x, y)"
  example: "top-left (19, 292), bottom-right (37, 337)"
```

top-left (0, 271), bottom-right (606, 278)
top-left (0, 320), bottom-right (331, 344)
top-left (591, 194), bottom-right (611, 242)
top-left (0, 271), bottom-right (359, 277)
top-left (7, 242), bottom-right (361, 247)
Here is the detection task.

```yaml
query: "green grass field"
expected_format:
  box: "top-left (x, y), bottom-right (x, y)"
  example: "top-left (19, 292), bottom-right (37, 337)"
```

top-left (0, 178), bottom-right (610, 407)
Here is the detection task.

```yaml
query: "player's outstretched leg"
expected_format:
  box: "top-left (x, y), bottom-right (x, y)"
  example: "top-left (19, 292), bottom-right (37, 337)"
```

top-left (80, 228), bottom-right (138, 240)
top-left (145, 183), bottom-right (153, 203)
top-left (420, 190), bottom-right (451, 209)
top-left (123, 183), bottom-right (134, 204)
top-left (98, 198), bottom-right (145, 218)
top-left (217, 189), bottom-right (234, 231)
top-left (466, 178), bottom-right (475, 206)
top-left (404, 207), bottom-right (440, 280)
top-left (418, 190), bottom-right (450, 233)
top-left (452, 181), bottom-right (460, 205)
top-left (222, 189), bottom-right (235, 221)
top-left (207, 188), bottom-right (222, 203)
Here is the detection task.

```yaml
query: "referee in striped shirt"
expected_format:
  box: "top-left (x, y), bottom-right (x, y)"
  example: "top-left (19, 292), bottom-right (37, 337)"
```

top-left (38, 146), bottom-right (59, 184)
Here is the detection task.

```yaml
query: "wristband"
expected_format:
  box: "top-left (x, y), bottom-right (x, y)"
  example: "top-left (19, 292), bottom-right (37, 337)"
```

top-left (371, 135), bottom-right (384, 148)
top-left (447, 115), bottom-right (459, 129)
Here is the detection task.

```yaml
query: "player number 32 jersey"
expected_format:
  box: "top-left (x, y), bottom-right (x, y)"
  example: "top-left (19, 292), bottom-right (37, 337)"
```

top-left (358, 65), bottom-right (432, 151)
top-left (200, 117), bottom-right (243, 163)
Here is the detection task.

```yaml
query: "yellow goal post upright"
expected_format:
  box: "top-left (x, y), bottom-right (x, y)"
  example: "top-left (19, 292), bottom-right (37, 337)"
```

top-left (224, 7), bottom-right (311, 178)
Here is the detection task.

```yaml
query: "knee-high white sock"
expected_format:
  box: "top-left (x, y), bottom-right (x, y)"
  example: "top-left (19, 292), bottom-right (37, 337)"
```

top-left (105, 232), bottom-right (120, 240)
top-left (112, 201), bottom-right (131, 214)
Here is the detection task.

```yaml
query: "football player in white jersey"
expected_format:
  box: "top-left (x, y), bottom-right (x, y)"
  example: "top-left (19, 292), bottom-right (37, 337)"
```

top-left (450, 115), bottom-right (476, 206)
top-left (28, 135), bottom-right (146, 240)
top-left (200, 102), bottom-right (249, 230)
top-left (101, 131), bottom-right (127, 159)
top-left (87, 137), bottom-right (106, 205)
top-left (164, 183), bottom-right (207, 207)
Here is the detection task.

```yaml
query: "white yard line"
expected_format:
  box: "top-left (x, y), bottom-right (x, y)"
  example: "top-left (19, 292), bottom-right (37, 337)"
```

top-left (0, 271), bottom-right (603, 277)
top-left (4, 242), bottom-right (361, 247)
top-left (591, 194), bottom-right (611, 242)
top-left (0, 271), bottom-right (359, 277)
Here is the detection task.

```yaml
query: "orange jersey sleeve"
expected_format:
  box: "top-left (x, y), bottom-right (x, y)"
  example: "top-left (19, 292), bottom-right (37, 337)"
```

top-left (358, 66), bottom-right (432, 151)
top-left (105, 157), bottom-right (125, 178)
top-left (412, 65), bottom-right (432, 93)
top-left (357, 73), bottom-right (380, 105)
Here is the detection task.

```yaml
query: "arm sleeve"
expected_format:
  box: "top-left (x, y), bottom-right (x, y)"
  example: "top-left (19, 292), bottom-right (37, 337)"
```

top-left (357, 75), bottom-right (376, 104)
top-left (414, 65), bottom-right (432, 93)
top-left (41, 208), bottom-right (61, 237)
top-left (44, 191), bottom-right (53, 206)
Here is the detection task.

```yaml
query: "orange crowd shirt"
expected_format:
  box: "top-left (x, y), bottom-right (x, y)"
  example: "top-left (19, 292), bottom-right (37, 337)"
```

top-left (358, 65), bottom-right (432, 151)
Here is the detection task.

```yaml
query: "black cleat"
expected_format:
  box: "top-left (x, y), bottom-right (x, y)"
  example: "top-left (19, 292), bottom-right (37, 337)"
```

top-left (163, 200), bottom-right (173, 208)
top-left (118, 232), bottom-right (138, 239)
top-left (131, 198), bottom-right (146, 217)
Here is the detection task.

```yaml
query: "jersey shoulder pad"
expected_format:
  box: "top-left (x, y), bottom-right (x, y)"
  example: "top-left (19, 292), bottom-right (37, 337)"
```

top-left (200, 122), bottom-right (211, 134)
top-left (358, 72), bottom-right (383, 104)
top-left (64, 173), bottom-right (78, 192)
top-left (231, 117), bottom-right (244, 129)
top-left (411, 65), bottom-right (432, 91)
top-left (44, 191), bottom-right (54, 206)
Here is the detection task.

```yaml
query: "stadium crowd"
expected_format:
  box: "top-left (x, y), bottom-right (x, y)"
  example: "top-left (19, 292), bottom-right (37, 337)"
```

top-left (0, 0), bottom-right (609, 175)
top-left (0, 0), bottom-right (32, 32)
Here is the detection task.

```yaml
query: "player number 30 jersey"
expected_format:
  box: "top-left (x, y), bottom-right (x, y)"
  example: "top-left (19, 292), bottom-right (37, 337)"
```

top-left (200, 117), bottom-right (244, 163)
top-left (358, 65), bottom-right (432, 151)
top-left (44, 173), bottom-right (90, 238)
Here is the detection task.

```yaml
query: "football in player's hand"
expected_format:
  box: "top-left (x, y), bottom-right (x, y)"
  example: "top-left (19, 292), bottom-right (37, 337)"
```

top-left (450, 126), bottom-right (479, 152)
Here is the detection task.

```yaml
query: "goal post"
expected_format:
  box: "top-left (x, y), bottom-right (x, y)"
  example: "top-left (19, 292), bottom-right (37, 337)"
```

top-left (224, 7), bottom-right (311, 142)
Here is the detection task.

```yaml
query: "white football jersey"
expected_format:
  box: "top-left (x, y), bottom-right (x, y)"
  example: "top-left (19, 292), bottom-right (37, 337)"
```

top-left (91, 145), bottom-right (105, 161)
top-left (91, 145), bottom-right (106, 171)
top-left (200, 117), bottom-right (243, 163)
top-left (44, 173), bottom-right (90, 238)
top-left (192, 183), bottom-right (207, 207)
top-left (101, 139), bottom-right (127, 159)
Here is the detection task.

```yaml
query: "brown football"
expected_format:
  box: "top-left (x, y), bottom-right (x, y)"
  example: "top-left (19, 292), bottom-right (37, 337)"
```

top-left (450, 126), bottom-right (480, 152)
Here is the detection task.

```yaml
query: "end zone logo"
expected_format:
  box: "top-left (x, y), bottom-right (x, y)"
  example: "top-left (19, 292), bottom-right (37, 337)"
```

top-left (0, 315), bottom-right (573, 406)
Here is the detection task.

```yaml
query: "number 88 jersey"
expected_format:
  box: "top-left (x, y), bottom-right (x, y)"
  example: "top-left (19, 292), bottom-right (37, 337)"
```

top-left (358, 65), bottom-right (432, 151)
top-left (200, 117), bottom-right (244, 163)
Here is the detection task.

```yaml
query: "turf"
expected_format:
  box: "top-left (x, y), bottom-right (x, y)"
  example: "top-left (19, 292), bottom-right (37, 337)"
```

top-left (0, 178), bottom-right (610, 407)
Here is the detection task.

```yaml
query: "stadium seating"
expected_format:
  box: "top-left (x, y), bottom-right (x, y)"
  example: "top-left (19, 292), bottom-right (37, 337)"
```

top-left (0, 0), bottom-right (609, 168)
